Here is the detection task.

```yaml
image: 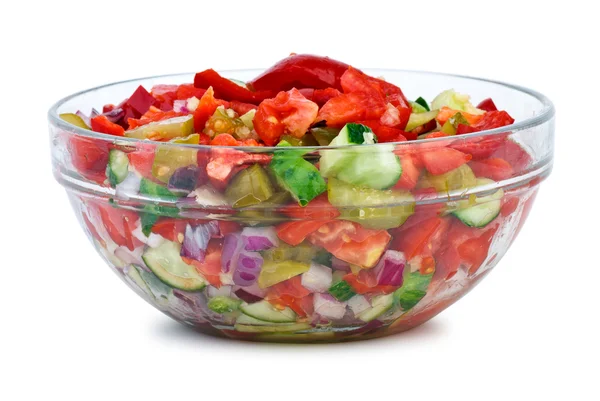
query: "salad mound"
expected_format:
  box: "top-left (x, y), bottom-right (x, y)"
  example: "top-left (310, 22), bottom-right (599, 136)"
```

top-left (58, 54), bottom-right (533, 341)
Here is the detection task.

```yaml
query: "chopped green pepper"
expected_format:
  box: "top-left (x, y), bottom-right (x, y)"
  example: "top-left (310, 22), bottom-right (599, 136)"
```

top-left (225, 164), bottom-right (275, 208)
top-left (394, 272), bottom-right (433, 310)
top-left (328, 280), bottom-right (356, 302)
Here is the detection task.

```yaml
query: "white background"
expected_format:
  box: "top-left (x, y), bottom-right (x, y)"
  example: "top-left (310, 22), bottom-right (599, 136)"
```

top-left (1, 1), bottom-right (599, 400)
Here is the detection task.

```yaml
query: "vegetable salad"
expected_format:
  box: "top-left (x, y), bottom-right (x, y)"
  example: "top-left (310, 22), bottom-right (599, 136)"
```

top-left (58, 54), bottom-right (535, 341)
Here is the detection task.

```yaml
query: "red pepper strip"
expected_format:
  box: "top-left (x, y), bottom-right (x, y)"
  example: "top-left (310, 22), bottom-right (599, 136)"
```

top-left (476, 98), bottom-right (498, 112)
top-left (276, 220), bottom-right (332, 246)
top-left (91, 115), bottom-right (125, 136)
top-left (249, 54), bottom-right (349, 92)
top-left (194, 69), bottom-right (275, 104)
top-left (229, 100), bottom-right (258, 115)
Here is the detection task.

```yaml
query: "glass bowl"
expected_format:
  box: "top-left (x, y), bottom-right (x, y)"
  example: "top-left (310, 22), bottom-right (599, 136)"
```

top-left (49, 69), bottom-right (554, 342)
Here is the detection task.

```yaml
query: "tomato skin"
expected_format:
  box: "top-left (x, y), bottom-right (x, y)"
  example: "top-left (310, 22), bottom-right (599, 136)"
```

top-left (229, 100), bottom-right (258, 116)
top-left (340, 67), bottom-right (411, 129)
top-left (182, 240), bottom-right (223, 287)
top-left (317, 91), bottom-right (387, 127)
top-left (68, 136), bottom-right (110, 184)
top-left (469, 157), bottom-right (514, 181)
top-left (194, 69), bottom-right (275, 104)
top-left (150, 218), bottom-right (188, 242)
top-left (127, 107), bottom-right (186, 129)
top-left (307, 221), bottom-right (391, 268)
top-left (391, 217), bottom-right (443, 260)
top-left (193, 87), bottom-right (229, 133)
top-left (356, 120), bottom-right (408, 143)
top-left (90, 115), bottom-right (125, 136)
top-left (343, 273), bottom-right (397, 295)
top-left (254, 88), bottom-right (319, 145)
top-left (280, 193), bottom-right (340, 220)
top-left (393, 154), bottom-right (421, 190)
top-left (476, 98), bottom-right (498, 112)
top-left (249, 54), bottom-right (349, 92)
top-left (95, 203), bottom-right (141, 251)
top-left (420, 147), bottom-right (472, 175)
top-left (175, 83), bottom-right (206, 100)
top-left (276, 220), bottom-right (330, 246)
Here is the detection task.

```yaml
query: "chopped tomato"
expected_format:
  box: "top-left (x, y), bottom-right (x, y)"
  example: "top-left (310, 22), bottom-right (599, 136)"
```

top-left (206, 149), bottom-right (271, 190)
top-left (198, 133), bottom-right (211, 145)
top-left (150, 218), bottom-right (188, 242)
top-left (127, 107), bottom-right (186, 129)
top-left (276, 220), bottom-right (330, 246)
top-left (68, 136), bottom-right (110, 184)
top-left (249, 54), bottom-right (349, 92)
top-left (229, 100), bottom-right (258, 116)
top-left (476, 98), bottom-right (498, 112)
top-left (127, 142), bottom-right (155, 181)
top-left (500, 195), bottom-right (520, 217)
top-left (280, 194), bottom-right (340, 220)
top-left (317, 91), bottom-right (387, 127)
top-left (298, 87), bottom-right (342, 107)
top-left (471, 110), bottom-right (514, 131)
top-left (390, 217), bottom-right (443, 260)
top-left (193, 87), bottom-right (229, 133)
top-left (267, 276), bottom-right (311, 299)
top-left (151, 85), bottom-right (178, 110)
top-left (436, 107), bottom-right (483, 126)
top-left (451, 135), bottom-right (508, 160)
top-left (194, 69), bottom-right (275, 104)
top-left (210, 133), bottom-right (239, 146)
top-left (393, 154), bottom-right (421, 190)
top-left (182, 240), bottom-right (223, 287)
top-left (490, 139), bottom-right (532, 173)
top-left (469, 157), bottom-right (514, 181)
top-left (254, 88), bottom-right (319, 145)
top-left (420, 147), bottom-right (472, 175)
top-left (356, 120), bottom-right (408, 143)
top-left (217, 221), bottom-right (241, 237)
top-left (91, 115), bottom-right (125, 136)
top-left (175, 83), bottom-right (206, 100)
top-left (344, 273), bottom-right (397, 295)
top-left (424, 131), bottom-right (451, 139)
top-left (95, 203), bottom-right (141, 251)
top-left (458, 227), bottom-right (497, 275)
top-left (308, 221), bottom-right (391, 268)
top-left (340, 67), bottom-right (411, 129)
top-left (82, 212), bottom-right (105, 246)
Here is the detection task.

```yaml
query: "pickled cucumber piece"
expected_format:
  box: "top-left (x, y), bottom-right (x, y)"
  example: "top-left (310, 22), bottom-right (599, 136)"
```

top-left (257, 260), bottom-right (311, 289)
top-left (327, 178), bottom-right (415, 230)
top-left (310, 127), bottom-right (340, 146)
top-left (59, 113), bottom-right (90, 129)
top-left (418, 164), bottom-right (477, 193)
top-left (405, 110), bottom-right (438, 131)
top-left (152, 134), bottom-right (199, 183)
top-left (125, 115), bottom-right (194, 140)
top-left (225, 164), bottom-right (275, 208)
top-left (261, 242), bottom-right (318, 264)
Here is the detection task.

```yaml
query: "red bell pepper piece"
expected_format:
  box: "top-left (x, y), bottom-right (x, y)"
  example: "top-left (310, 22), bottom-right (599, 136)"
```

top-left (194, 69), bottom-right (275, 104)
top-left (476, 98), bottom-right (498, 112)
top-left (90, 115), bottom-right (125, 136)
top-left (249, 54), bottom-right (349, 92)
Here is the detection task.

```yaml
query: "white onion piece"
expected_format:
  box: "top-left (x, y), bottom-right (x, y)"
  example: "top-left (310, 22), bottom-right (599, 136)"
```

top-left (314, 293), bottom-right (347, 320)
top-left (347, 295), bottom-right (371, 316)
top-left (115, 172), bottom-right (141, 199)
top-left (301, 263), bottom-right (332, 293)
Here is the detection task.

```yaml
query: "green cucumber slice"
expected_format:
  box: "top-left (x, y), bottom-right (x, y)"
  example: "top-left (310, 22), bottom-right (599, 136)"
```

top-left (107, 149), bottom-right (129, 187)
top-left (357, 294), bottom-right (394, 322)
top-left (239, 300), bottom-right (297, 323)
top-left (142, 240), bottom-right (207, 291)
top-left (452, 178), bottom-right (504, 227)
top-left (335, 150), bottom-right (402, 190)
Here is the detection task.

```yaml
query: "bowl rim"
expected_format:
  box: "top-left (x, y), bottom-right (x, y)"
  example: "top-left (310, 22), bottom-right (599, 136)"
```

top-left (48, 68), bottom-right (555, 151)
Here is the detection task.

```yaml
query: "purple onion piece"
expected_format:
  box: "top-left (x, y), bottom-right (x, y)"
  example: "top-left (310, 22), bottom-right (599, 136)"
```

top-left (241, 226), bottom-right (279, 251)
top-left (313, 293), bottom-right (347, 320)
top-left (221, 233), bottom-right (243, 273)
top-left (102, 107), bottom-right (125, 124)
top-left (173, 99), bottom-right (189, 113)
top-left (75, 110), bottom-right (92, 127)
top-left (168, 165), bottom-right (199, 195)
top-left (180, 222), bottom-right (220, 262)
top-left (233, 251), bottom-right (263, 286)
top-left (234, 289), bottom-right (263, 304)
top-left (373, 250), bottom-right (406, 287)
top-left (331, 256), bottom-right (351, 271)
